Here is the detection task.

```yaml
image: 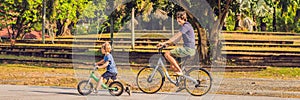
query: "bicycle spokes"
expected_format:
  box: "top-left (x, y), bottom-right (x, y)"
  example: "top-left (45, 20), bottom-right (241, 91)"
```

top-left (137, 67), bottom-right (164, 94)
top-left (185, 68), bottom-right (212, 96)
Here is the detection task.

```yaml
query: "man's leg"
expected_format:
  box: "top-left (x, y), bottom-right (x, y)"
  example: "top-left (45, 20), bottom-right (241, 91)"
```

top-left (164, 51), bottom-right (182, 75)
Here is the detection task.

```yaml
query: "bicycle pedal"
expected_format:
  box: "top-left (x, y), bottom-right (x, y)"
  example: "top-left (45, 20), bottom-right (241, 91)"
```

top-left (170, 74), bottom-right (180, 76)
top-left (125, 87), bottom-right (132, 96)
top-left (175, 87), bottom-right (185, 92)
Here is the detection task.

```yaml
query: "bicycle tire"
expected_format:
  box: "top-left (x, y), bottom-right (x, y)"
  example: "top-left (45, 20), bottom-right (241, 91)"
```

top-left (77, 80), bottom-right (94, 95)
top-left (108, 81), bottom-right (124, 96)
top-left (136, 66), bottom-right (165, 94)
top-left (184, 67), bottom-right (212, 96)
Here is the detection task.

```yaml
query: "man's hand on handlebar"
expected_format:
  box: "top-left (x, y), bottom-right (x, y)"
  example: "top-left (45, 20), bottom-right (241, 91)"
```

top-left (156, 42), bottom-right (167, 49)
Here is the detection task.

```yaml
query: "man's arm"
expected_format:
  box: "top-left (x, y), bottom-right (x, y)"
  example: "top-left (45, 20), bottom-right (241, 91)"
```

top-left (164, 32), bottom-right (182, 45)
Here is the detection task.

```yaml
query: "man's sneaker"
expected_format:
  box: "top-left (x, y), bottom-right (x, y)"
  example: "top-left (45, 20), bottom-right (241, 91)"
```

top-left (175, 71), bottom-right (183, 76)
top-left (125, 87), bottom-right (132, 96)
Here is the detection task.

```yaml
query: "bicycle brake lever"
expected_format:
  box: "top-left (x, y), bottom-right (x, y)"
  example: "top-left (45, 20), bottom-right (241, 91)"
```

top-left (94, 66), bottom-right (98, 70)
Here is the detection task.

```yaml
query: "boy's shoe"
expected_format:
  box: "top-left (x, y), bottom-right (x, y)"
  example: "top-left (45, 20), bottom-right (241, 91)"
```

top-left (125, 87), bottom-right (132, 96)
top-left (93, 88), bottom-right (98, 93)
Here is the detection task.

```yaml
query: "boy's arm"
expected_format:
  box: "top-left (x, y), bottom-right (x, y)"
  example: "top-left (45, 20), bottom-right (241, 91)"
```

top-left (95, 59), bottom-right (105, 65)
top-left (97, 61), bottom-right (109, 69)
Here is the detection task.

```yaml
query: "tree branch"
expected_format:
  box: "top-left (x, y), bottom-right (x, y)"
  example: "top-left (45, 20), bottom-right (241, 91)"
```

top-left (219, 0), bottom-right (232, 26)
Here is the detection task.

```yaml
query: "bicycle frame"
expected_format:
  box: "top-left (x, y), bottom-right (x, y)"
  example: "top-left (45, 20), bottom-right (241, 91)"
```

top-left (148, 48), bottom-right (199, 86)
top-left (84, 67), bottom-right (117, 91)
top-left (86, 67), bottom-right (99, 85)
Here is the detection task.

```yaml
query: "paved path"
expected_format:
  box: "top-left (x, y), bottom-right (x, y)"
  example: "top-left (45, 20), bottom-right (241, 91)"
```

top-left (0, 85), bottom-right (299, 100)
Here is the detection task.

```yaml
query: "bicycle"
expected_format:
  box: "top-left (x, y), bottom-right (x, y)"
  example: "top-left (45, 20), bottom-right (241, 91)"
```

top-left (136, 45), bottom-right (212, 96)
top-left (77, 65), bottom-right (124, 96)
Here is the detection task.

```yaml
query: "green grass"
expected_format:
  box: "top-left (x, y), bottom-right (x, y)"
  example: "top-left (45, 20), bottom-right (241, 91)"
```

top-left (223, 34), bottom-right (300, 40)
top-left (0, 64), bottom-right (77, 87)
top-left (0, 54), bottom-right (97, 64)
top-left (223, 46), bottom-right (300, 52)
top-left (224, 67), bottom-right (300, 80)
top-left (1, 64), bottom-right (300, 88)
top-left (1, 63), bottom-right (300, 99)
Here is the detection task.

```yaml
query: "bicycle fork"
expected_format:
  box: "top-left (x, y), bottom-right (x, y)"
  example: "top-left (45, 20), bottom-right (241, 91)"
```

top-left (147, 58), bottom-right (165, 82)
top-left (82, 72), bottom-right (99, 89)
top-left (147, 65), bottom-right (159, 83)
top-left (182, 75), bottom-right (200, 86)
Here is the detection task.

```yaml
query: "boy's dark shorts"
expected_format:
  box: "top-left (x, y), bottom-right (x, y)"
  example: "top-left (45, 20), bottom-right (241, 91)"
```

top-left (101, 71), bottom-right (117, 80)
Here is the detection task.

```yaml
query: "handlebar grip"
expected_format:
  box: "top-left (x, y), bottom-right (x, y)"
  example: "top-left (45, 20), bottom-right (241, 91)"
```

top-left (158, 45), bottom-right (166, 49)
top-left (93, 65), bottom-right (98, 70)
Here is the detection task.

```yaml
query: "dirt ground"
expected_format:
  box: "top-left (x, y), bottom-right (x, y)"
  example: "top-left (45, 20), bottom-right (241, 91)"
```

top-left (0, 64), bottom-right (299, 98)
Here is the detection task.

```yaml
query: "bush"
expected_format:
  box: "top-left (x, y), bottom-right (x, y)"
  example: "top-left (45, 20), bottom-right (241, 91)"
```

top-left (33, 23), bottom-right (42, 31)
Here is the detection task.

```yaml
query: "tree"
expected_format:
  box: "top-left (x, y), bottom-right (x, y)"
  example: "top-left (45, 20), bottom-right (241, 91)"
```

top-left (0, 0), bottom-right (43, 39)
top-left (277, 0), bottom-right (300, 32)
top-left (78, 0), bottom-right (107, 34)
top-left (99, 0), bottom-right (233, 64)
top-left (236, 0), bottom-right (300, 32)
top-left (54, 0), bottom-right (90, 36)
top-left (204, 0), bottom-right (233, 63)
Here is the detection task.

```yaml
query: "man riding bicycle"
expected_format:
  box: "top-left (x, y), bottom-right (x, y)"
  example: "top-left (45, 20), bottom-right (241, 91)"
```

top-left (157, 11), bottom-right (195, 76)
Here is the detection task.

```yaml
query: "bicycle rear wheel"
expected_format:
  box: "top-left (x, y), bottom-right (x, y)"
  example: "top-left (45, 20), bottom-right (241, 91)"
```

top-left (77, 80), bottom-right (94, 95)
top-left (185, 67), bottom-right (212, 96)
top-left (136, 66), bottom-right (164, 94)
top-left (108, 81), bottom-right (124, 96)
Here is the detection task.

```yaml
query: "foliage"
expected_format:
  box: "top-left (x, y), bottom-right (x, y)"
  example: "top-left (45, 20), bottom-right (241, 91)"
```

top-left (51, 0), bottom-right (90, 36)
top-left (276, 0), bottom-right (300, 32)
top-left (0, 0), bottom-right (98, 38)
top-left (98, 0), bottom-right (182, 32)
top-left (77, 0), bottom-right (107, 34)
top-left (225, 11), bottom-right (236, 31)
top-left (225, 0), bottom-right (300, 32)
top-left (0, 0), bottom-right (43, 39)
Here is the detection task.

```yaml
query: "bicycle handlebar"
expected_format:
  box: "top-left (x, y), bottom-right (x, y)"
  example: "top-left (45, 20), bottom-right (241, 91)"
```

top-left (158, 45), bottom-right (167, 53)
top-left (158, 45), bottom-right (166, 50)
top-left (93, 64), bottom-right (98, 71)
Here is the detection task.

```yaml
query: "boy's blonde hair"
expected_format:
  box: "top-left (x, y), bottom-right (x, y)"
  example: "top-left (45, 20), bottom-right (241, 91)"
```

top-left (102, 42), bottom-right (112, 52)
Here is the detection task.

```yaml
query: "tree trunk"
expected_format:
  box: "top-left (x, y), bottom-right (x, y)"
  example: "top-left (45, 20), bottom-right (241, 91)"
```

top-left (273, 7), bottom-right (276, 32)
top-left (185, 10), bottom-right (209, 64)
top-left (209, 21), bottom-right (221, 63)
top-left (260, 17), bottom-right (266, 31)
top-left (56, 20), bottom-right (63, 36)
top-left (295, 9), bottom-right (300, 22)
top-left (46, 20), bottom-right (56, 44)
top-left (56, 19), bottom-right (72, 36)
top-left (210, 0), bottom-right (231, 64)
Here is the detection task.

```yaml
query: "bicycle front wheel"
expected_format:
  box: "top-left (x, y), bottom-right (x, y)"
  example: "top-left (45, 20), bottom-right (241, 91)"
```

top-left (136, 66), bottom-right (165, 94)
top-left (77, 80), bottom-right (94, 95)
top-left (185, 67), bottom-right (212, 96)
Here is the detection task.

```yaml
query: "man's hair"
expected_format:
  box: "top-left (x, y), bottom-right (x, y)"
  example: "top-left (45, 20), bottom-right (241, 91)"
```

top-left (176, 11), bottom-right (187, 21)
top-left (102, 42), bottom-right (112, 52)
